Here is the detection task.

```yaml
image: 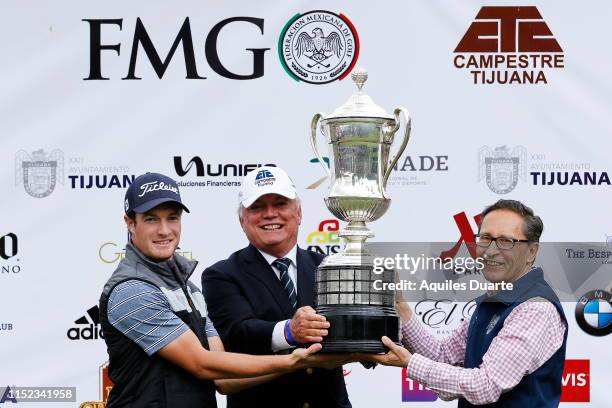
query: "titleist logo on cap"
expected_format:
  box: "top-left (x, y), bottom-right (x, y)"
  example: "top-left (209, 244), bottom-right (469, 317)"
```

top-left (138, 181), bottom-right (178, 197)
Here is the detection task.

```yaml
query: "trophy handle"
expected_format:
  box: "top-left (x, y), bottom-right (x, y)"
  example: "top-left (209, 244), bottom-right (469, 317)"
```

top-left (310, 113), bottom-right (332, 179)
top-left (383, 107), bottom-right (412, 189)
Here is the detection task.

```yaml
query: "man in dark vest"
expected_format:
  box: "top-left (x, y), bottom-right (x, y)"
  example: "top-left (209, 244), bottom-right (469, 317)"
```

top-left (99, 172), bottom-right (337, 408)
top-left (363, 199), bottom-right (567, 407)
top-left (202, 166), bottom-right (352, 408)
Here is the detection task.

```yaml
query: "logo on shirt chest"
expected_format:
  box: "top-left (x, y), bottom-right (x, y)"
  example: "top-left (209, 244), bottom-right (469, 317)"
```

top-left (485, 314), bottom-right (501, 335)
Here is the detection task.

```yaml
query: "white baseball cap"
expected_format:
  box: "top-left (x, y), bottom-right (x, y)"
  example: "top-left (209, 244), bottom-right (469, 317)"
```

top-left (239, 166), bottom-right (297, 208)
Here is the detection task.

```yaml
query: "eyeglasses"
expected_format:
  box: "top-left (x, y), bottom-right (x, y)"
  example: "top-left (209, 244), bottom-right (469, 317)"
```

top-left (474, 234), bottom-right (531, 250)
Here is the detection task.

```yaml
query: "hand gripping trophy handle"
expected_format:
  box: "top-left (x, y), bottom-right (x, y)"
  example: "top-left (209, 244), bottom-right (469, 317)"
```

top-left (310, 112), bottom-right (332, 179)
top-left (383, 107), bottom-right (412, 190)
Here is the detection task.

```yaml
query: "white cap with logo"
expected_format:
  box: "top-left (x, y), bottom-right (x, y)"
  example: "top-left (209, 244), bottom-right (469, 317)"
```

top-left (238, 165), bottom-right (297, 208)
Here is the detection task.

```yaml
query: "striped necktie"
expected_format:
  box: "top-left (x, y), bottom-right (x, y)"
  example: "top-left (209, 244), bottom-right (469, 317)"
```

top-left (272, 257), bottom-right (297, 310)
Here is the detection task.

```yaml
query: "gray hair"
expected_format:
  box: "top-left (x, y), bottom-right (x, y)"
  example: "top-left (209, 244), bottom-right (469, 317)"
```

top-left (479, 199), bottom-right (543, 242)
top-left (237, 195), bottom-right (301, 221)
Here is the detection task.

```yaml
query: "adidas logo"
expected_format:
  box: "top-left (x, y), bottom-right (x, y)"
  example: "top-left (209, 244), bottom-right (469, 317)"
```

top-left (67, 305), bottom-right (104, 340)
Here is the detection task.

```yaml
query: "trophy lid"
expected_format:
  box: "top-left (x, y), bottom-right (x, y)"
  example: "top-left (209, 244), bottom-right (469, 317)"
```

top-left (325, 67), bottom-right (394, 120)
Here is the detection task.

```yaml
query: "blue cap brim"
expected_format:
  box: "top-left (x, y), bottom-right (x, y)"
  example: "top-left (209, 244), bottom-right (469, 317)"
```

top-left (130, 198), bottom-right (190, 214)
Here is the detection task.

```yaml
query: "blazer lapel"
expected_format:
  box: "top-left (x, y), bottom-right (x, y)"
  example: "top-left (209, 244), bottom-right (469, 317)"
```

top-left (241, 244), bottom-right (294, 317)
top-left (296, 246), bottom-right (315, 308)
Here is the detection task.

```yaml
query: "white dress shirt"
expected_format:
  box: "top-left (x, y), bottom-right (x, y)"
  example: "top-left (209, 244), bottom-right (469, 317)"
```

top-left (256, 245), bottom-right (298, 352)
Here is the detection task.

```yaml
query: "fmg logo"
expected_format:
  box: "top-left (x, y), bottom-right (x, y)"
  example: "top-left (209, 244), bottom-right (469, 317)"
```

top-left (401, 367), bottom-right (437, 402)
top-left (83, 17), bottom-right (269, 80)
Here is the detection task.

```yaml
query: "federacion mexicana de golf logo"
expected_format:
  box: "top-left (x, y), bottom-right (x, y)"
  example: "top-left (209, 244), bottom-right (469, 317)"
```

top-left (278, 10), bottom-right (359, 84)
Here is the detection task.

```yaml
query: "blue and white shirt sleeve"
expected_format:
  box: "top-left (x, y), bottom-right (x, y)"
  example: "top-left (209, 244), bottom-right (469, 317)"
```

top-left (107, 280), bottom-right (188, 356)
top-left (204, 315), bottom-right (218, 337)
top-left (190, 290), bottom-right (219, 337)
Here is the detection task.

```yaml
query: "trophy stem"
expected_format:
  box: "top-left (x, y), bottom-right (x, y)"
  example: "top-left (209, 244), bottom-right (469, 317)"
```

top-left (339, 221), bottom-right (374, 258)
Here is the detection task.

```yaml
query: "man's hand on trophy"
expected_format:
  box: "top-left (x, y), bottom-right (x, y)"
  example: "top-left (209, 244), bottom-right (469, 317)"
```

top-left (289, 343), bottom-right (323, 370)
top-left (357, 336), bottom-right (412, 368)
top-left (289, 306), bottom-right (330, 343)
top-left (300, 353), bottom-right (355, 370)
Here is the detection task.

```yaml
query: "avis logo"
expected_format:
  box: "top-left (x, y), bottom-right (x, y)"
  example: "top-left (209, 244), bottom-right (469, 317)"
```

top-left (67, 306), bottom-right (104, 341)
top-left (560, 360), bottom-right (590, 402)
top-left (453, 6), bottom-right (564, 85)
top-left (401, 367), bottom-right (437, 401)
top-left (306, 219), bottom-right (341, 256)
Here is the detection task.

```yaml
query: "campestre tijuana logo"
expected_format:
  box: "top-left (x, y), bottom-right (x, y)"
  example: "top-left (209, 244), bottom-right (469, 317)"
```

top-left (453, 6), bottom-right (564, 85)
top-left (278, 10), bottom-right (359, 84)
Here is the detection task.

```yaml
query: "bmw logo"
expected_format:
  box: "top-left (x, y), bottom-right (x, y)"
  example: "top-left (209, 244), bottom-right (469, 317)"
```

top-left (575, 290), bottom-right (612, 336)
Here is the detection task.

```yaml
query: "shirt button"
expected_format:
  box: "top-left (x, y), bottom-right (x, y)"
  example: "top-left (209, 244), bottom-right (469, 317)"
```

top-left (306, 368), bottom-right (313, 375)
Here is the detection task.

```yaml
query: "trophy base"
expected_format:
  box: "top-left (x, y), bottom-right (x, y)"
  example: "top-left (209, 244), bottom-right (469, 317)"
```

top-left (318, 307), bottom-right (399, 353)
top-left (320, 339), bottom-right (389, 353)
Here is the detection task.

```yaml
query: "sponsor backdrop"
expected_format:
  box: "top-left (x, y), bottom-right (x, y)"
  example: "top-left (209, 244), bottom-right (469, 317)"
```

top-left (1, 0), bottom-right (610, 406)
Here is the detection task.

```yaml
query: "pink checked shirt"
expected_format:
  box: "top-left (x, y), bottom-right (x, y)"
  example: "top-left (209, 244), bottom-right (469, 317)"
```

top-left (401, 299), bottom-right (566, 405)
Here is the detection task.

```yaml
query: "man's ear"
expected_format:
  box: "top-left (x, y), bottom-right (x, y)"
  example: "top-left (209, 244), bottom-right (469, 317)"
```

top-left (527, 242), bottom-right (539, 264)
top-left (124, 214), bottom-right (136, 235)
top-left (238, 209), bottom-right (246, 232)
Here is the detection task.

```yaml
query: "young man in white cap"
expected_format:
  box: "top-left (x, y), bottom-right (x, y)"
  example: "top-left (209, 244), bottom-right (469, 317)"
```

top-left (203, 166), bottom-right (352, 408)
top-left (99, 172), bottom-right (333, 408)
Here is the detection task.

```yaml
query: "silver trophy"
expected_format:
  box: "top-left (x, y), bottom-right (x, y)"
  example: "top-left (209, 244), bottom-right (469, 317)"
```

top-left (310, 68), bottom-right (412, 352)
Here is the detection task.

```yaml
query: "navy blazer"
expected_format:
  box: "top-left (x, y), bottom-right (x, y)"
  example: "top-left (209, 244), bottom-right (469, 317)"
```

top-left (202, 244), bottom-right (351, 408)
